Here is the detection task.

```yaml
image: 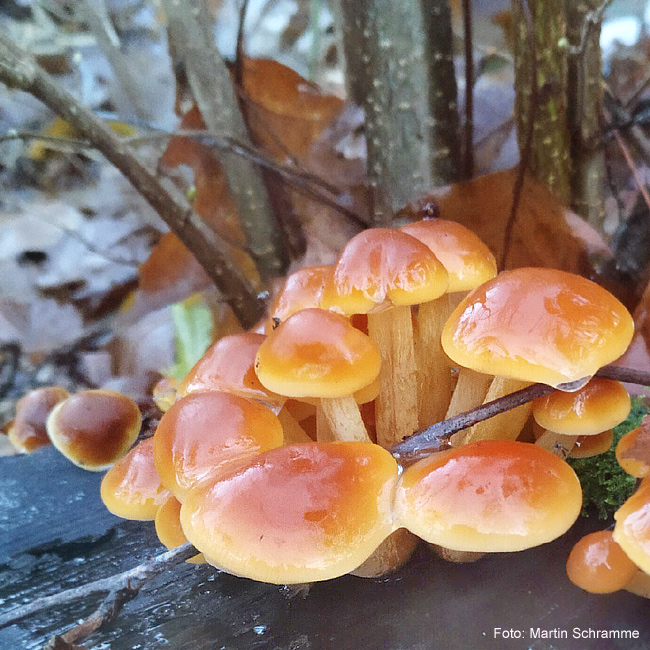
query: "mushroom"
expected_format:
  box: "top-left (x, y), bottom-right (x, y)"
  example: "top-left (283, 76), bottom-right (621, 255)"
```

top-left (395, 439), bottom-right (582, 552)
top-left (152, 376), bottom-right (179, 413)
top-left (570, 430), bottom-right (614, 459)
top-left (179, 441), bottom-right (398, 584)
top-left (400, 218), bottom-right (497, 425)
top-left (533, 378), bottom-right (630, 459)
top-left (153, 391), bottom-right (284, 501)
top-left (154, 496), bottom-right (204, 564)
top-left (566, 530), bottom-right (643, 595)
top-left (46, 389), bottom-right (142, 470)
top-left (255, 308), bottom-right (381, 443)
top-left (441, 268), bottom-right (634, 446)
top-left (616, 417), bottom-right (650, 478)
top-left (7, 386), bottom-right (69, 453)
top-left (613, 481), bottom-right (650, 575)
top-left (333, 228), bottom-right (448, 448)
top-left (100, 437), bottom-right (171, 520)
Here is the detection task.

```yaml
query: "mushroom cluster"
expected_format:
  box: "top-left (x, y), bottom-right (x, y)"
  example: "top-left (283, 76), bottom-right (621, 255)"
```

top-left (18, 219), bottom-right (637, 586)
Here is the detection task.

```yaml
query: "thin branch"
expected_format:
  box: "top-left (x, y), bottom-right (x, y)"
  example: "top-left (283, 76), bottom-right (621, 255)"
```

top-left (462, 0), bottom-right (474, 179)
top-left (566, 0), bottom-right (613, 57)
top-left (234, 0), bottom-right (250, 89)
top-left (0, 543), bottom-right (197, 630)
top-left (391, 364), bottom-right (650, 461)
top-left (0, 29), bottom-right (266, 329)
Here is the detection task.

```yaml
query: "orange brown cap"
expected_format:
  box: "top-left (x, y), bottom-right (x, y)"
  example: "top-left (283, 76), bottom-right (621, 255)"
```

top-left (266, 265), bottom-right (336, 333)
top-left (8, 386), bottom-right (69, 453)
top-left (570, 430), bottom-right (614, 459)
top-left (180, 442), bottom-right (398, 583)
top-left (613, 483), bottom-right (650, 574)
top-left (153, 391), bottom-right (283, 500)
top-left (442, 268), bottom-right (634, 388)
top-left (46, 389), bottom-right (141, 470)
top-left (177, 333), bottom-right (282, 406)
top-left (154, 496), bottom-right (204, 564)
top-left (616, 418), bottom-right (650, 478)
top-left (532, 379), bottom-right (630, 436)
top-left (255, 308), bottom-right (381, 399)
top-left (332, 228), bottom-right (449, 315)
top-left (566, 530), bottom-right (638, 593)
top-left (395, 439), bottom-right (582, 552)
top-left (400, 218), bottom-right (497, 292)
top-left (100, 437), bottom-right (170, 520)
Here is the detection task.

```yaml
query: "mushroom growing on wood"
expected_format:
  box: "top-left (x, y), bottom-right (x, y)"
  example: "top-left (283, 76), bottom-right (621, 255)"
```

top-left (180, 442), bottom-right (398, 584)
top-left (46, 389), bottom-right (142, 470)
top-left (395, 439), bottom-right (582, 552)
top-left (616, 417), bottom-right (650, 478)
top-left (155, 496), bottom-right (204, 564)
top-left (613, 482), bottom-right (650, 575)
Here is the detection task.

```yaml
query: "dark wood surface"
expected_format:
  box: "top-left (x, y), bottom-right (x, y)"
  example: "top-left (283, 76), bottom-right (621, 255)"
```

top-left (1, 446), bottom-right (648, 650)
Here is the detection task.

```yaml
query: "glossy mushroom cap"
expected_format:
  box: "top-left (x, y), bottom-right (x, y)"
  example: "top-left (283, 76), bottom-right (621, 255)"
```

top-left (153, 391), bottom-right (284, 500)
top-left (266, 265), bottom-right (336, 333)
top-left (333, 228), bottom-right (449, 315)
top-left (400, 218), bottom-right (497, 292)
top-left (532, 379), bottom-right (630, 435)
top-left (616, 420), bottom-right (650, 478)
top-left (614, 483), bottom-right (650, 574)
top-left (46, 389), bottom-right (141, 470)
top-left (566, 530), bottom-right (638, 593)
top-left (255, 308), bottom-right (381, 399)
top-left (8, 386), bottom-right (69, 452)
top-left (395, 440), bottom-right (582, 552)
top-left (177, 333), bottom-right (282, 405)
top-left (180, 442), bottom-right (398, 584)
top-left (571, 430), bottom-right (613, 459)
top-left (442, 268), bottom-right (634, 388)
top-left (154, 496), bottom-right (204, 564)
top-left (100, 437), bottom-right (170, 520)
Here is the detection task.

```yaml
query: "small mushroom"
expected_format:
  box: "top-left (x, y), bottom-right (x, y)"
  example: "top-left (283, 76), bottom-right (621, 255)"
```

top-left (154, 496), bottom-right (204, 564)
top-left (46, 389), bottom-right (141, 470)
top-left (100, 437), bottom-right (171, 520)
top-left (570, 430), bottom-right (614, 459)
top-left (180, 442), bottom-right (398, 584)
top-left (395, 440), bottom-right (582, 552)
top-left (7, 386), bottom-right (69, 452)
top-left (616, 417), bottom-right (650, 478)
top-left (152, 377), bottom-right (179, 413)
top-left (613, 482), bottom-right (650, 574)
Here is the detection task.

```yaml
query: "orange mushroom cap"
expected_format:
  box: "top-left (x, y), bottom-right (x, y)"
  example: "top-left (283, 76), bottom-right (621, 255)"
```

top-left (177, 333), bottom-right (282, 405)
top-left (532, 379), bottom-right (630, 435)
top-left (616, 419), bottom-right (650, 478)
top-left (8, 386), bottom-right (69, 452)
top-left (46, 389), bottom-right (141, 470)
top-left (566, 530), bottom-right (638, 593)
top-left (255, 308), bottom-right (381, 399)
top-left (442, 268), bottom-right (634, 388)
top-left (153, 391), bottom-right (283, 500)
top-left (395, 439), bottom-right (582, 552)
top-left (400, 218), bottom-right (497, 293)
top-left (100, 437), bottom-right (170, 520)
top-left (180, 442), bottom-right (398, 584)
top-left (332, 228), bottom-right (449, 315)
top-left (571, 430), bottom-right (614, 459)
top-left (154, 496), bottom-right (204, 564)
top-left (614, 483), bottom-right (650, 573)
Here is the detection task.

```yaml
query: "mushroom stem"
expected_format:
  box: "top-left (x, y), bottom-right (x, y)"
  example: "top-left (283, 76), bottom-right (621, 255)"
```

top-left (431, 545), bottom-right (484, 563)
top-left (535, 430), bottom-right (578, 459)
top-left (319, 397), bottom-right (372, 443)
top-left (625, 570), bottom-right (650, 598)
top-left (277, 407), bottom-right (313, 444)
top-left (455, 377), bottom-right (532, 445)
top-left (416, 296), bottom-right (453, 426)
top-left (367, 306), bottom-right (419, 449)
top-left (446, 368), bottom-right (493, 419)
top-left (351, 527), bottom-right (419, 577)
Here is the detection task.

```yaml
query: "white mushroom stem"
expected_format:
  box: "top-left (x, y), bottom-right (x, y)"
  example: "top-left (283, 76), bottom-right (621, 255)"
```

top-left (446, 369), bottom-right (493, 419)
top-left (318, 397), bottom-right (371, 443)
top-left (535, 430), bottom-right (578, 459)
top-left (455, 377), bottom-right (532, 445)
top-left (276, 407), bottom-right (313, 444)
top-left (416, 296), bottom-right (453, 427)
top-left (351, 527), bottom-right (419, 577)
top-left (367, 306), bottom-right (419, 449)
top-left (625, 570), bottom-right (650, 598)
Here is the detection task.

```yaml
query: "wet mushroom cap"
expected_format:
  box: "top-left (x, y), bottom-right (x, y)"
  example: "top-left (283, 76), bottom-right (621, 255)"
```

top-left (614, 483), bottom-right (650, 574)
top-left (395, 439), bottom-right (582, 552)
top-left (154, 496), bottom-right (204, 564)
top-left (400, 218), bottom-right (497, 292)
top-left (46, 389), bottom-right (141, 470)
top-left (8, 386), bottom-right (69, 452)
top-left (571, 430), bottom-right (614, 458)
top-left (532, 379), bottom-right (631, 435)
top-left (616, 421), bottom-right (650, 478)
top-left (566, 530), bottom-right (638, 593)
top-left (180, 442), bottom-right (398, 584)
top-left (153, 391), bottom-right (284, 499)
top-left (100, 437), bottom-right (170, 520)
top-left (332, 228), bottom-right (449, 314)
top-left (255, 308), bottom-right (381, 399)
top-left (441, 268), bottom-right (634, 388)
top-left (178, 333), bottom-right (281, 405)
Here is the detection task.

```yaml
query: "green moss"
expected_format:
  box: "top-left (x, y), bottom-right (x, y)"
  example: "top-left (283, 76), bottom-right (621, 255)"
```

top-left (568, 397), bottom-right (648, 520)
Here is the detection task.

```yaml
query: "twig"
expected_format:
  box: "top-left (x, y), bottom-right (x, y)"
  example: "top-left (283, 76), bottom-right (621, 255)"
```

top-left (0, 343), bottom-right (20, 399)
top-left (566, 0), bottom-right (613, 58)
top-left (0, 29), bottom-right (265, 329)
top-left (234, 0), bottom-right (250, 89)
top-left (502, 0), bottom-right (536, 269)
top-left (462, 0), bottom-right (473, 179)
top-left (609, 122), bottom-right (650, 216)
top-left (0, 543), bottom-right (197, 631)
top-left (391, 364), bottom-right (650, 461)
top-left (162, 0), bottom-right (289, 281)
